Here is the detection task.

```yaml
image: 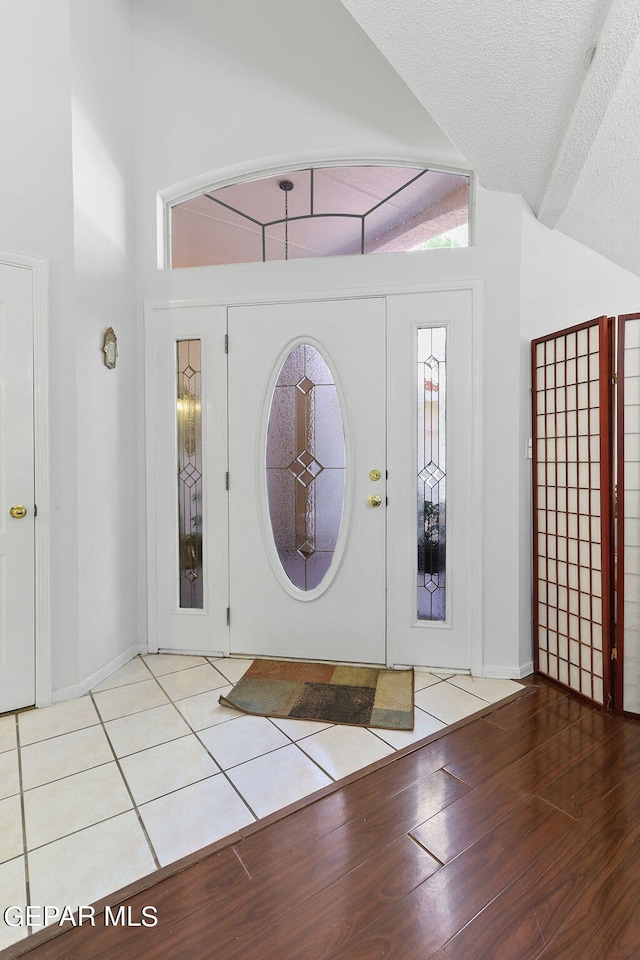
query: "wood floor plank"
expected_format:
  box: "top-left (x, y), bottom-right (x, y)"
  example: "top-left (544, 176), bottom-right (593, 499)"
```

top-left (236, 723), bottom-right (493, 875)
top-left (538, 721), bottom-right (640, 817)
top-left (485, 684), bottom-right (569, 730)
top-left (410, 780), bottom-right (530, 863)
top-left (233, 789), bottom-right (349, 877)
top-left (532, 780), bottom-right (640, 960)
top-left (324, 796), bottom-right (575, 960)
top-left (441, 872), bottom-right (549, 960)
top-left (220, 836), bottom-right (440, 960)
top-left (482, 707), bottom-right (624, 796)
top-left (535, 839), bottom-right (640, 960)
top-left (533, 853), bottom-right (640, 959)
top-left (444, 696), bottom-right (593, 787)
top-left (249, 767), bottom-right (467, 883)
top-left (442, 773), bottom-right (640, 960)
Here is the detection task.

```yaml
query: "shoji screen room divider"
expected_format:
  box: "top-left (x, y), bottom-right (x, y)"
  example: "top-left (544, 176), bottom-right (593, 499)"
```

top-left (532, 313), bottom-right (640, 715)
top-left (617, 313), bottom-right (640, 714)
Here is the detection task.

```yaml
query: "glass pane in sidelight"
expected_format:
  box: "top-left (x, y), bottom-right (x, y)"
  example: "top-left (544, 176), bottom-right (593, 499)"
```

top-left (177, 340), bottom-right (203, 608)
top-left (417, 327), bottom-right (447, 620)
top-left (266, 343), bottom-right (345, 592)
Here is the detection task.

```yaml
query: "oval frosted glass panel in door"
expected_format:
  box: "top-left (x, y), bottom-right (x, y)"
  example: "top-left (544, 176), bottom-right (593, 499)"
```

top-left (266, 343), bottom-right (346, 592)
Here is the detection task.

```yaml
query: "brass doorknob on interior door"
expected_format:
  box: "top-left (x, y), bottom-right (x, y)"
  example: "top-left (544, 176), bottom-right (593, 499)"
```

top-left (368, 495), bottom-right (382, 508)
top-left (9, 505), bottom-right (27, 520)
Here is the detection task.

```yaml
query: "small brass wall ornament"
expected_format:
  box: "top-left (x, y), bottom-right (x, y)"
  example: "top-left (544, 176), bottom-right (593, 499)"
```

top-left (102, 327), bottom-right (118, 369)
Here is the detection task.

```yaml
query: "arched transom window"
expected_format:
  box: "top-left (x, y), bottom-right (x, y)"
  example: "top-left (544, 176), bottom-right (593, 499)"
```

top-left (170, 165), bottom-right (470, 268)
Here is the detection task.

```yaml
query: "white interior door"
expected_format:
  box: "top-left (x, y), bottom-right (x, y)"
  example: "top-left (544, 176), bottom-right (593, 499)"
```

top-left (0, 263), bottom-right (35, 711)
top-left (387, 290), bottom-right (475, 670)
top-left (228, 298), bottom-right (386, 664)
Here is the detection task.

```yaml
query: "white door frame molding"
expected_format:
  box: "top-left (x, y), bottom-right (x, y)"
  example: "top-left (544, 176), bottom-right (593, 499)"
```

top-left (0, 249), bottom-right (51, 707)
top-left (144, 277), bottom-right (484, 674)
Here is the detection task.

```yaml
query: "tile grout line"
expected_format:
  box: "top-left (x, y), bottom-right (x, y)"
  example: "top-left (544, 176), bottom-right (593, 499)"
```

top-left (98, 659), bottom-right (343, 814)
top-left (89, 691), bottom-right (162, 872)
top-left (14, 713), bottom-right (34, 938)
top-left (229, 715), bottom-right (344, 791)
top-left (183, 733), bottom-right (261, 823)
top-left (95, 654), bottom-right (211, 692)
top-left (135, 658), bottom-right (262, 824)
top-left (18, 809), bottom-right (164, 858)
top-left (14, 665), bottom-right (253, 858)
top-left (262, 712), bottom-right (416, 784)
top-left (20, 758), bottom-right (114, 793)
top-left (17, 720), bottom-right (101, 750)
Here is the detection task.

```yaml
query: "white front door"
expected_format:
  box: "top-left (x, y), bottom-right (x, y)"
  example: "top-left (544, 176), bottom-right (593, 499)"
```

top-left (0, 262), bottom-right (35, 711)
top-left (228, 298), bottom-right (386, 664)
top-left (146, 285), bottom-right (479, 672)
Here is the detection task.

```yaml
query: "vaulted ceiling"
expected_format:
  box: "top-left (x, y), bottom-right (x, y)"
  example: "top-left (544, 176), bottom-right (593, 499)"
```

top-left (339, 0), bottom-right (640, 276)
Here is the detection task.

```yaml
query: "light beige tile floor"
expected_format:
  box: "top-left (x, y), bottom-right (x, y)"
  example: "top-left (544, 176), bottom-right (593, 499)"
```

top-left (20, 724), bottom-right (113, 790)
top-left (0, 750), bottom-right (20, 800)
top-left (0, 654), bottom-right (522, 949)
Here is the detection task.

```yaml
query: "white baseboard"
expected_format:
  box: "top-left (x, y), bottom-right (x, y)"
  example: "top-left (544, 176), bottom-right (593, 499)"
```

top-left (482, 661), bottom-right (534, 680)
top-left (517, 660), bottom-right (535, 679)
top-left (51, 644), bottom-right (141, 704)
top-left (418, 667), bottom-right (471, 676)
top-left (156, 648), bottom-right (226, 658)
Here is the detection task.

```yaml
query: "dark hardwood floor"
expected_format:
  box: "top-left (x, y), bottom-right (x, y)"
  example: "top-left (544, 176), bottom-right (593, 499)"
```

top-left (5, 675), bottom-right (640, 960)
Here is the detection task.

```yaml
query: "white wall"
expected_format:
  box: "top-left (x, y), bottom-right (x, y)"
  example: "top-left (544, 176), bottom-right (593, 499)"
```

top-left (70, 0), bottom-right (139, 688)
top-left (0, 0), bottom-right (80, 694)
top-left (476, 188), bottom-right (526, 676)
top-left (519, 204), bottom-right (640, 673)
top-left (0, 0), bottom-right (138, 699)
top-left (132, 0), bottom-right (466, 288)
top-left (520, 205), bottom-right (640, 341)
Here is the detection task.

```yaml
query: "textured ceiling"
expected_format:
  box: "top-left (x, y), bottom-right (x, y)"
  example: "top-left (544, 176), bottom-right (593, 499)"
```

top-left (338, 0), bottom-right (640, 275)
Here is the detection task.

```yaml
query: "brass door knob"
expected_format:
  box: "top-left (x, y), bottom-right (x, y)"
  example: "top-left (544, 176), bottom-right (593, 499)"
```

top-left (368, 495), bottom-right (382, 508)
top-left (9, 505), bottom-right (27, 520)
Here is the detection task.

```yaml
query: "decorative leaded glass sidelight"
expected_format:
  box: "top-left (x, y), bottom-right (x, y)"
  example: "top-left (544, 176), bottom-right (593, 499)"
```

top-left (177, 340), bottom-right (203, 608)
top-left (418, 328), bottom-right (447, 620)
top-left (266, 344), bottom-right (346, 591)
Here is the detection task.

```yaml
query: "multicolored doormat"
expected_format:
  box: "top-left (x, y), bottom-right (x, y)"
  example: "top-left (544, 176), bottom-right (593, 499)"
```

top-left (219, 659), bottom-right (414, 730)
